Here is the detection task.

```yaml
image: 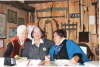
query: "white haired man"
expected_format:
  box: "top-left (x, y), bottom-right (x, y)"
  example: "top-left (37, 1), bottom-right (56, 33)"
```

top-left (4, 25), bottom-right (31, 58)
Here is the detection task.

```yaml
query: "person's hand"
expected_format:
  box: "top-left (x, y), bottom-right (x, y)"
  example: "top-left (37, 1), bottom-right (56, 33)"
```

top-left (71, 56), bottom-right (79, 64)
top-left (39, 56), bottom-right (50, 65)
top-left (64, 56), bottom-right (79, 66)
top-left (45, 56), bottom-right (50, 61)
top-left (15, 55), bottom-right (21, 59)
top-left (65, 56), bottom-right (79, 66)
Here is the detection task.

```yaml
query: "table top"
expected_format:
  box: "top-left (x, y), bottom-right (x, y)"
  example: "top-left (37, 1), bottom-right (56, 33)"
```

top-left (0, 57), bottom-right (99, 67)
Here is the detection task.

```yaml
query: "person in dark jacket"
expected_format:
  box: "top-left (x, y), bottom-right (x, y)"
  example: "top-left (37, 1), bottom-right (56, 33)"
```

top-left (26, 26), bottom-right (54, 60)
top-left (3, 25), bottom-right (31, 58)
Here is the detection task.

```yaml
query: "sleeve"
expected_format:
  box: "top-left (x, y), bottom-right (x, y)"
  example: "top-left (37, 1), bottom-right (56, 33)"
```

top-left (3, 42), bottom-right (13, 57)
top-left (44, 39), bottom-right (54, 55)
top-left (48, 45), bottom-right (55, 61)
top-left (66, 40), bottom-right (90, 63)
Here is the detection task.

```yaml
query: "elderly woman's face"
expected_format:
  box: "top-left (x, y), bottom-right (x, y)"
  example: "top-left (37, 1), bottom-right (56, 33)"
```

top-left (33, 27), bottom-right (42, 40)
top-left (18, 30), bottom-right (28, 41)
top-left (54, 32), bottom-right (61, 45)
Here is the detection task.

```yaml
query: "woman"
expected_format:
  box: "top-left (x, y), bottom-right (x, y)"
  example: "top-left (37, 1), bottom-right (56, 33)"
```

top-left (4, 25), bottom-right (31, 58)
top-left (27, 26), bottom-right (54, 60)
top-left (48, 29), bottom-right (90, 64)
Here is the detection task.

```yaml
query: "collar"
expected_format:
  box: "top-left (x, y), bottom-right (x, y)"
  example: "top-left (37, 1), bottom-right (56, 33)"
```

top-left (56, 38), bottom-right (66, 46)
top-left (32, 38), bottom-right (44, 45)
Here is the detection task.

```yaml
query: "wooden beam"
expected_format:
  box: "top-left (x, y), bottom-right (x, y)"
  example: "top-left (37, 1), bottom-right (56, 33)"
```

top-left (36, 7), bottom-right (67, 12)
top-left (37, 15), bottom-right (65, 19)
top-left (64, 28), bottom-right (77, 30)
top-left (0, 1), bottom-right (35, 12)
top-left (62, 24), bottom-right (77, 26)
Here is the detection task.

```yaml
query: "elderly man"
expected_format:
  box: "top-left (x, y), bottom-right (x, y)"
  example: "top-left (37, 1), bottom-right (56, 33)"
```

top-left (4, 25), bottom-right (31, 58)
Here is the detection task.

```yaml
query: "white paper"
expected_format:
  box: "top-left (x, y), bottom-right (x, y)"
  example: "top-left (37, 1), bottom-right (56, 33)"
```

top-left (89, 16), bottom-right (95, 24)
top-left (80, 46), bottom-right (87, 55)
top-left (0, 40), bottom-right (3, 48)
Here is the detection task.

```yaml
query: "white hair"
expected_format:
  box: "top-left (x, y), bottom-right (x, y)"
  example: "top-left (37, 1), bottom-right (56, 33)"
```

top-left (17, 25), bottom-right (27, 36)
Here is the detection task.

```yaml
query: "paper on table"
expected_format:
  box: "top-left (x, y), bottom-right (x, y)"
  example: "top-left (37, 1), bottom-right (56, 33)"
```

top-left (55, 59), bottom-right (72, 66)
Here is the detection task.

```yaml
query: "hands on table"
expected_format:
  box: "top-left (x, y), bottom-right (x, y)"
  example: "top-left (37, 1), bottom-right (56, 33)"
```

top-left (39, 55), bottom-right (80, 66)
top-left (23, 55), bottom-right (80, 66)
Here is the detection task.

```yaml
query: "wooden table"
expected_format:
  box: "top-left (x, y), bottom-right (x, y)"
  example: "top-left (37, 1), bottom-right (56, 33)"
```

top-left (0, 57), bottom-right (99, 67)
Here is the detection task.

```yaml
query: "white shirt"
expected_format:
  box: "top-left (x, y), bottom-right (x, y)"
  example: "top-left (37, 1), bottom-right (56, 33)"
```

top-left (32, 38), bottom-right (44, 47)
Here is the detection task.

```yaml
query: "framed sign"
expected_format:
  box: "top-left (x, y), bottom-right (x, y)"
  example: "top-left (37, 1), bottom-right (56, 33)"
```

top-left (8, 28), bottom-right (17, 39)
top-left (8, 9), bottom-right (17, 24)
top-left (70, 13), bottom-right (80, 18)
top-left (0, 13), bottom-right (6, 38)
top-left (18, 17), bottom-right (25, 25)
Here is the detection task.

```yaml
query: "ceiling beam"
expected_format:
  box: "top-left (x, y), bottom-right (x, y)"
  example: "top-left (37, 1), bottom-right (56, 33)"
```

top-left (0, 1), bottom-right (35, 12)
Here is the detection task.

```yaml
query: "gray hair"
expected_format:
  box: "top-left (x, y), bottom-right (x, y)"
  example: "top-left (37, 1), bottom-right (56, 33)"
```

top-left (17, 25), bottom-right (27, 36)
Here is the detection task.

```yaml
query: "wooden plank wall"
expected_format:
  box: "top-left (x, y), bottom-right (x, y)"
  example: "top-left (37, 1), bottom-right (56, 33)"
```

top-left (32, 1), bottom-right (80, 41)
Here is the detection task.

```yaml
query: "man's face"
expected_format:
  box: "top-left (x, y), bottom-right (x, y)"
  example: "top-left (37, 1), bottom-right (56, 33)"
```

top-left (17, 29), bottom-right (28, 41)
